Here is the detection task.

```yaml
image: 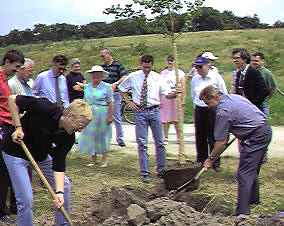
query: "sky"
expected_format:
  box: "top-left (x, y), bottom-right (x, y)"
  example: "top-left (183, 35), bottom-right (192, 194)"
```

top-left (0, 0), bottom-right (283, 36)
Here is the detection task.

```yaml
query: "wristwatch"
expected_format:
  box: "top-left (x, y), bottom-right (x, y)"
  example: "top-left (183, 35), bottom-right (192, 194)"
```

top-left (208, 155), bottom-right (214, 161)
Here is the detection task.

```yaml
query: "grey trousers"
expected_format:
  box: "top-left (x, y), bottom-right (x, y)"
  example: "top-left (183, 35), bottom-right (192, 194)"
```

top-left (236, 124), bottom-right (272, 215)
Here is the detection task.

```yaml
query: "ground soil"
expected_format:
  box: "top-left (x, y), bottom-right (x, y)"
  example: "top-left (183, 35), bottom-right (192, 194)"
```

top-left (2, 160), bottom-right (283, 226)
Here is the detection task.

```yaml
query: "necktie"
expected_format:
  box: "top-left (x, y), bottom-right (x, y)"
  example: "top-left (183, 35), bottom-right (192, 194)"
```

top-left (140, 74), bottom-right (148, 109)
top-left (55, 76), bottom-right (63, 109)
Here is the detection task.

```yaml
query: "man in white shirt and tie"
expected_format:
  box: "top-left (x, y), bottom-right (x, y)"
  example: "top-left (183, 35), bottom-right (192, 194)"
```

top-left (118, 54), bottom-right (180, 183)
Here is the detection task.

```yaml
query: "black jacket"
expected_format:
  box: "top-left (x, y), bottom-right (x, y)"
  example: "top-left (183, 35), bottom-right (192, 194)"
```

top-left (235, 65), bottom-right (269, 110)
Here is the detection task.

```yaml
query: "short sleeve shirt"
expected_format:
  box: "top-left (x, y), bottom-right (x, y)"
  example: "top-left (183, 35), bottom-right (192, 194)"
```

top-left (0, 72), bottom-right (13, 125)
top-left (1, 96), bottom-right (74, 172)
top-left (214, 94), bottom-right (267, 141)
top-left (102, 60), bottom-right (127, 85)
top-left (118, 70), bottom-right (172, 107)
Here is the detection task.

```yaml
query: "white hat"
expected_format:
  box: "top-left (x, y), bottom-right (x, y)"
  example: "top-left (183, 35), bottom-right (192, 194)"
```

top-left (86, 65), bottom-right (109, 76)
top-left (202, 52), bottom-right (218, 60)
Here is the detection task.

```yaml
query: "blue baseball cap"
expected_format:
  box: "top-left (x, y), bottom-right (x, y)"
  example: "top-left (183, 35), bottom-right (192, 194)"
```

top-left (194, 57), bottom-right (209, 66)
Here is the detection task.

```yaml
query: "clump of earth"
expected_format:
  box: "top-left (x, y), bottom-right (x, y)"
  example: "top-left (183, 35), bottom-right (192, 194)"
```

top-left (33, 184), bottom-right (281, 226)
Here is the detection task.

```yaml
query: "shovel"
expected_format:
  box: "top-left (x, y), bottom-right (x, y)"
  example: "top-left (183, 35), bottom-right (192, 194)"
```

top-left (20, 141), bottom-right (73, 226)
top-left (169, 136), bottom-right (236, 197)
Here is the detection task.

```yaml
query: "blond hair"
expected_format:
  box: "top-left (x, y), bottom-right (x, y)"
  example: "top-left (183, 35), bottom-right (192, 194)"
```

top-left (63, 99), bottom-right (92, 121)
top-left (199, 85), bottom-right (223, 101)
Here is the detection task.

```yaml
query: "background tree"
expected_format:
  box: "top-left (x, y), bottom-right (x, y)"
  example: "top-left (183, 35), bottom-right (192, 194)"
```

top-left (105, 0), bottom-right (205, 165)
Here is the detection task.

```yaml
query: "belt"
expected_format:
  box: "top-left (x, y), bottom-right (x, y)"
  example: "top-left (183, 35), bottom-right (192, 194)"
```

top-left (138, 105), bottom-right (159, 111)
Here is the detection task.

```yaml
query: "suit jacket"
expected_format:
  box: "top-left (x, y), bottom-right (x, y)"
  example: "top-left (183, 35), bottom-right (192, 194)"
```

top-left (8, 75), bottom-right (34, 96)
top-left (235, 65), bottom-right (269, 110)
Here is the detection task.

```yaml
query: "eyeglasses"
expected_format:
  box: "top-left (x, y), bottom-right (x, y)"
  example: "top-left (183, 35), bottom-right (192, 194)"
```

top-left (58, 67), bottom-right (66, 72)
top-left (195, 65), bottom-right (203, 69)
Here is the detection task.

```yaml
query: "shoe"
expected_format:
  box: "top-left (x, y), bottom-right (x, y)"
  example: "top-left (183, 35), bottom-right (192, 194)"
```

top-left (118, 141), bottom-right (126, 147)
top-left (261, 154), bottom-right (268, 164)
top-left (250, 200), bottom-right (260, 205)
top-left (164, 138), bottom-right (168, 145)
top-left (157, 172), bottom-right (164, 179)
top-left (213, 166), bottom-right (221, 172)
top-left (101, 163), bottom-right (107, 168)
top-left (9, 206), bottom-right (17, 215)
top-left (0, 215), bottom-right (16, 224)
top-left (86, 163), bottom-right (95, 167)
top-left (142, 175), bottom-right (150, 184)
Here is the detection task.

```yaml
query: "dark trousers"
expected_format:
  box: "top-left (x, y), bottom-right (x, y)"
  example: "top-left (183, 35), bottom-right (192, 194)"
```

top-left (0, 124), bottom-right (16, 217)
top-left (236, 124), bottom-right (272, 215)
top-left (194, 106), bottom-right (220, 168)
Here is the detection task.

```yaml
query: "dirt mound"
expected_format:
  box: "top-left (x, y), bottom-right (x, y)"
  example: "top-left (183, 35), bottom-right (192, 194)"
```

top-left (72, 185), bottom-right (284, 226)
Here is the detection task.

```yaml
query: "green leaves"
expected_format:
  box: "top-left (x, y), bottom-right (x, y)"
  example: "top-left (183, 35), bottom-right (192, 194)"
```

top-left (104, 0), bottom-right (205, 37)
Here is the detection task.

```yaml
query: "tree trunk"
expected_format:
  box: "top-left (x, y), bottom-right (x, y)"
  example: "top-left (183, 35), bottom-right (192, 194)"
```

top-left (172, 41), bottom-right (186, 165)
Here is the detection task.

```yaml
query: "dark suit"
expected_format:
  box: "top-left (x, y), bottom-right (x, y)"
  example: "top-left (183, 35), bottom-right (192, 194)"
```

top-left (235, 65), bottom-right (269, 111)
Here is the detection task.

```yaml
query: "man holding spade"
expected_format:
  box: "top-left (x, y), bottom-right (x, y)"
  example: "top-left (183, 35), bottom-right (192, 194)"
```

top-left (1, 95), bottom-right (92, 226)
top-left (200, 85), bottom-right (272, 216)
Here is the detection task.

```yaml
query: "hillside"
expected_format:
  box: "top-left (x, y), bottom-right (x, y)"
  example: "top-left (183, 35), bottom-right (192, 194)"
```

top-left (1, 28), bottom-right (283, 124)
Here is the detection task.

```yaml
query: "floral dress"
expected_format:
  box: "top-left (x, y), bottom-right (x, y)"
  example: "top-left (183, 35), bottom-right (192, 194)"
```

top-left (78, 81), bottom-right (113, 155)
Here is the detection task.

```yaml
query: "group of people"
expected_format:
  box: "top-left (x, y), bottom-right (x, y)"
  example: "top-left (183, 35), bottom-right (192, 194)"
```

top-left (0, 45), bottom-right (278, 225)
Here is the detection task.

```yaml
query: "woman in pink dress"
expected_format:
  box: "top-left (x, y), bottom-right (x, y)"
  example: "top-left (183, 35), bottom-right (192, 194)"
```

top-left (159, 55), bottom-right (185, 144)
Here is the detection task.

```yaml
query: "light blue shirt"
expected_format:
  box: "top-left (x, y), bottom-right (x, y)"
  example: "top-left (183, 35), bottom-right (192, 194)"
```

top-left (32, 69), bottom-right (69, 108)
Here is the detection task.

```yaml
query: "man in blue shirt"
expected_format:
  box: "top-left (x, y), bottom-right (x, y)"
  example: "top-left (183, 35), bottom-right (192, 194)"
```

top-left (200, 85), bottom-right (272, 216)
top-left (33, 55), bottom-right (69, 109)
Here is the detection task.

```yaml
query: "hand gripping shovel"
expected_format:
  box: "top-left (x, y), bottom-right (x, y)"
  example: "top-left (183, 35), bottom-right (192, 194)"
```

top-left (20, 141), bottom-right (73, 226)
top-left (169, 136), bottom-right (237, 198)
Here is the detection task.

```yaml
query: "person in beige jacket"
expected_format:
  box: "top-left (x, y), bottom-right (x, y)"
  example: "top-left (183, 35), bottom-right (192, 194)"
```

top-left (8, 58), bottom-right (34, 96)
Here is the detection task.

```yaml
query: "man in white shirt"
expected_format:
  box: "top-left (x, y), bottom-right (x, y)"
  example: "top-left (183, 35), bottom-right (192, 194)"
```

top-left (118, 55), bottom-right (179, 183)
top-left (191, 56), bottom-right (227, 171)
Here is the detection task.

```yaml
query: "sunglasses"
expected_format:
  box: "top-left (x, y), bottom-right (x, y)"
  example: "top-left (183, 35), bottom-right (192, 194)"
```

top-left (58, 67), bottom-right (66, 72)
top-left (195, 65), bottom-right (203, 69)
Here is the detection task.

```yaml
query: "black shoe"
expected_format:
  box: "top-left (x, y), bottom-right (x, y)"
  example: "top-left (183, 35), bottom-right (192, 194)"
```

top-left (261, 154), bottom-right (268, 164)
top-left (142, 175), bottom-right (150, 183)
top-left (0, 215), bottom-right (16, 224)
top-left (250, 200), bottom-right (260, 205)
top-left (9, 206), bottom-right (17, 215)
top-left (213, 166), bottom-right (221, 172)
top-left (157, 172), bottom-right (164, 179)
top-left (118, 141), bottom-right (126, 147)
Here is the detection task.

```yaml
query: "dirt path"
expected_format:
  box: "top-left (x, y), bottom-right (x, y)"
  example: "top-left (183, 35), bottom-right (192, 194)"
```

top-left (112, 123), bottom-right (284, 159)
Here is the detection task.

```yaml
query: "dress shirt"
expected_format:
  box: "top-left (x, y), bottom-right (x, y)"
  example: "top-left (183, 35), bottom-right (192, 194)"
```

top-left (191, 69), bottom-right (227, 107)
top-left (118, 70), bottom-right (172, 107)
top-left (32, 69), bottom-right (69, 108)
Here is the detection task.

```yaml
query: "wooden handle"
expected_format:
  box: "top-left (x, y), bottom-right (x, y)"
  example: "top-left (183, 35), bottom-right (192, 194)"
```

top-left (20, 141), bottom-right (73, 226)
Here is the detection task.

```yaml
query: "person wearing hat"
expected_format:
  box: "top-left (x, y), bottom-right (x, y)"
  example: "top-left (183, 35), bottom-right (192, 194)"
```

top-left (202, 51), bottom-right (219, 75)
top-left (78, 66), bottom-right (114, 167)
top-left (191, 56), bottom-right (227, 171)
top-left (66, 58), bottom-right (86, 103)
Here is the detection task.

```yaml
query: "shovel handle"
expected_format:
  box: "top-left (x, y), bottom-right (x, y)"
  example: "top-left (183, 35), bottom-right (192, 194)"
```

top-left (20, 141), bottom-right (73, 226)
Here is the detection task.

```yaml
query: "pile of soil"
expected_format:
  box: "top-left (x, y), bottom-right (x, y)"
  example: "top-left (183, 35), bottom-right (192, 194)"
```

top-left (71, 185), bottom-right (284, 226)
